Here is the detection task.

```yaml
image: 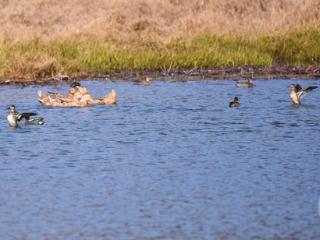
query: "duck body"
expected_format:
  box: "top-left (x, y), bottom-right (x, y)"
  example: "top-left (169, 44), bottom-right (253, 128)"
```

top-left (229, 97), bottom-right (240, 108)
top-left (38, 84), bottom-right (117, 107)
top-left (38, 91), bottom-right (89, 107)
top-left (290, 84), bottom-right (317, 105)
top-left (7, 113), bottom-right (19, 128)
top-left (290, 87), bottom-right (300, 105)
top-left (7, 105), bottom-right (41, 128)
top-left (236, 79), bottom-right (254, 87)
top-left (24, 116), bottom-right (45, 125)
top-left (134, 77), bottom-right (152, 86)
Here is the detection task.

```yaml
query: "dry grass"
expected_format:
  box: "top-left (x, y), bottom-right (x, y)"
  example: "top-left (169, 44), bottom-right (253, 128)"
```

top-left (0, 0), bottom-right (320, 80)
top-left (0, 0), bottom-right (320, 39)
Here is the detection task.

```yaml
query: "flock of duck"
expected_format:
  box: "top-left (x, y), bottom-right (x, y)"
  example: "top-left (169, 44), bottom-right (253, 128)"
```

top-left (6, 78), bottom-right (318, 128)
top-left (229, 78), bottom-right (318, 107)
top-left (7, 82), bottom-right (117, 128)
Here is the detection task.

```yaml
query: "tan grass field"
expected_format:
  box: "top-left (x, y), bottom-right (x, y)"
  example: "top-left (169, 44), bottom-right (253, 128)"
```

top-left (0, 0), bottom-right (320, 82)
top-left (1, 0), bottom-right (320, 39)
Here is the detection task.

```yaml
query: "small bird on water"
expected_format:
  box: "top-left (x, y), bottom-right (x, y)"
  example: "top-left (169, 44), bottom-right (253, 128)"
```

top-left (236, 78), bottom-right (254, 88)
top-left (289, 84), bottom-right (317, 105)
top-left (134, 77), bottom-right (152, 86)
top-left (7, 105), bottom-right (44, 128)
top-left (229, 97), bottom-right (240, 108)
top-left (236, 69), bottom-right (254, 87)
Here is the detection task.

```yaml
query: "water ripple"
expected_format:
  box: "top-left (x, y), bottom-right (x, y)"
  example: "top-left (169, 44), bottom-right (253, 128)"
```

top-left (0, 80), bottom-right (319, 239)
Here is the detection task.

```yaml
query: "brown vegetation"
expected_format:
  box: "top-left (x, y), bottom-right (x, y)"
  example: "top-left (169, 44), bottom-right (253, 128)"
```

top-left (0, 0), bottom-right (320, 83)
top-left (0, 0), bottom-right (320, 39)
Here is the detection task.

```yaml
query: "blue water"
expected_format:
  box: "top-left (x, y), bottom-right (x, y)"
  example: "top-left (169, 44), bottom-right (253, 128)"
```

top-left (0, 79), bottom-right (319, 239)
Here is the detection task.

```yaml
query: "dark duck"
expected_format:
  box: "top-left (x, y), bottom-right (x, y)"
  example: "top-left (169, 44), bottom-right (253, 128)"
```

top-left (229, 97), bottom-right (240, 108)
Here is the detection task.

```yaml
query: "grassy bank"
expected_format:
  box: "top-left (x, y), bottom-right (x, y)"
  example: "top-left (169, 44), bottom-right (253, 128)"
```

top-left (0, 27), bottom-right (320, 80)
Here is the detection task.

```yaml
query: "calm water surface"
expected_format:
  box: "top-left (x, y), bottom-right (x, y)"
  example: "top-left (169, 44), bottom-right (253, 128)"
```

top-left (0, 79), bottom-right (319, 239)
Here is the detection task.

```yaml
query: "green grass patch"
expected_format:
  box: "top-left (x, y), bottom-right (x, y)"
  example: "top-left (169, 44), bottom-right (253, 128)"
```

top-left (0, 27), bottom-right (319, 79)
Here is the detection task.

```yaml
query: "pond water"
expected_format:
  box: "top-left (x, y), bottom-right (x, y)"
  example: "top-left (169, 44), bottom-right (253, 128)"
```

top-left (0, 79), bottom-right (319, 239)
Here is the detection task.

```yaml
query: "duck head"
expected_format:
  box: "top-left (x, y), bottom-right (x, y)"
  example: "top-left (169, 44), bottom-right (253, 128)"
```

top-left (70, 81), bottom-right (81, 88)
top-left (7, 105), bottom-right (16, 113)
top-left (290, 84), bottom-right (296, 92)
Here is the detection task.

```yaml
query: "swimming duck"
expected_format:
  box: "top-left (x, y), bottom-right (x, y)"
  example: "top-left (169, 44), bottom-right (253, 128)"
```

top-left (38, 87), bottom-right (117, 107)
top-left (290, 84), bottom-right (318, 105)
top-left (236, 70), bottom-right (254, 87)
top-left (229, 97), bottom-right (240, 108)
top-left (38, 81), bottom-right (90, 107)
top-left (236, 79), bottom-right (254, 87)
top-left (38, 91), bottom-right (89, 107)
top-left (135, 77), bottom-right (152, 86)
top-left (24, 115), bottom-right (45, 125)
top-left (63, 81), bottom-right (118, 105)
top-left (7, 105), bottom-right (43, 128)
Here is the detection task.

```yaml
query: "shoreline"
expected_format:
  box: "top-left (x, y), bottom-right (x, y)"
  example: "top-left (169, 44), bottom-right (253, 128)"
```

top-left (1, 65), bottom-right (319, 86)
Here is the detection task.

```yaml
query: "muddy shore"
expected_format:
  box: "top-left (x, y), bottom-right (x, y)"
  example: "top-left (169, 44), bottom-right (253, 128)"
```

top-left (0, 66), bottom-right (319, 86)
